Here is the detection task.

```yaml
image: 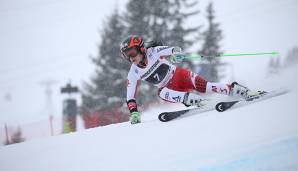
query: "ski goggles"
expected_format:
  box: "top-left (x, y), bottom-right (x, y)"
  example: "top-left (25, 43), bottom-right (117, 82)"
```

top-left (122, 47), bottom-right (139, 61)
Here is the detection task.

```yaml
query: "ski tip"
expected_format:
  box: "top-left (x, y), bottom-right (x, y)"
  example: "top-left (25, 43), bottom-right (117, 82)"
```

top-left (215, 101), bottom-right (239, 112)
top-left (158, 112), bottom-right (169, 122)
top-left (215, 103), bottom-right (225, 112)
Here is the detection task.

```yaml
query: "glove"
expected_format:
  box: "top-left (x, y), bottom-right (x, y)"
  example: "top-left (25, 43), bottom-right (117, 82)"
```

top-left (127, 99), bottom-right (140, 124)
top-left (169, 54), bottom-right (185, 63)
top-left (130, 111), bottom-right (141, 124)
top-left (169, 46), bottom-right (185, 63)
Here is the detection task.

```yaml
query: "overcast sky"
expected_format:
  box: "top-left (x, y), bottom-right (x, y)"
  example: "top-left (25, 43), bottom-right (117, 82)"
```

top-left (0, 0), bottom-right (297, 125)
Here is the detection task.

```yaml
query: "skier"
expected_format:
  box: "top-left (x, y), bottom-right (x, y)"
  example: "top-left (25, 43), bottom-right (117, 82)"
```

top-left (120, 35), bottom-right (255, 124)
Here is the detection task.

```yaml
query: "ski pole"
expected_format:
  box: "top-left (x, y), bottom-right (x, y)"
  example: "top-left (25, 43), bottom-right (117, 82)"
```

top-left (185, 51), bottom-right (279, 60)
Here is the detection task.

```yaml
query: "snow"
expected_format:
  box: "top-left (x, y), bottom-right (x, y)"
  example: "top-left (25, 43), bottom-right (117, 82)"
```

top-left (0, 67), bottom-right (298, 171)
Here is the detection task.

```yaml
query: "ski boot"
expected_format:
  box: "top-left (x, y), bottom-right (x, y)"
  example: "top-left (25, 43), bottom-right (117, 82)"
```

top-left (230, 82), bottom-right (264, 100)
top-left (130, 111), bottom-right (141, 124)
top-left (182, 92), bottom-right (207, 107)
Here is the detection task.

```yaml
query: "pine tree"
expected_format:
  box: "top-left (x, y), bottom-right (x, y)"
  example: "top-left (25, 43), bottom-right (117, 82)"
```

top-left (197, 2), bottom-right (224, 82)
top-left (284, 47), bottom-right (298, 67)
top-left (267, 57), bottom-right (281, 76)
top-left (166, 0), bottom-right (200, 70)
top-left (10, 127), bottom-right (25, 144)
top-left (167, 0), bottom-right (200, 49)
top-left (123, 0), bottom-right (151, 37)
top-left (81, 9), bottom-right (129, 123)
top-left (81, 1), bottom-right (202, 125)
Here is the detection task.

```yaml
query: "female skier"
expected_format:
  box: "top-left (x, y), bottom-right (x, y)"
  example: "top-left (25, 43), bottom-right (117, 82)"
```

top-left (120, 35), bottom-right (254, 124)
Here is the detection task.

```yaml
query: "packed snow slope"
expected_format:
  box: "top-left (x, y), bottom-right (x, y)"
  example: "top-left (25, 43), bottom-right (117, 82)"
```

top-left (1, 67), bottom-right (298, 171)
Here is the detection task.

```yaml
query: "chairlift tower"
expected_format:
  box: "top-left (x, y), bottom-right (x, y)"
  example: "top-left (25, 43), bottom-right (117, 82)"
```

top-left (60, 82), bottom-right (79, 133)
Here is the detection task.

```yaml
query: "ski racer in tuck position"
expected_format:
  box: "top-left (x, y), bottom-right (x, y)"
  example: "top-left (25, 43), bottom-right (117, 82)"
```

top-left (120, 35), bottom-right (257, 124)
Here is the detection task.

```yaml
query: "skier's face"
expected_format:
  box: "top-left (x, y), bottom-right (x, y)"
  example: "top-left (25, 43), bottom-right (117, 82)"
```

top-left (125, 48), bottom-right (144, 65)
top-left (130, 53), bottom-right (144, 65)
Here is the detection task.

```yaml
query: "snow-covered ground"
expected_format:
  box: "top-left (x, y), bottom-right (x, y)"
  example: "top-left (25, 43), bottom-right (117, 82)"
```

top-left (0, 66), bottom-right (298, 171)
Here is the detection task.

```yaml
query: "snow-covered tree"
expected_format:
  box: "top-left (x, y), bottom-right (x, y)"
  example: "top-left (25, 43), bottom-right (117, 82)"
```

top-left (197, 2), bottom-right (224, 82)
top-left (284, 47), bottom-right (298, 67)
top-left (81, 1), bottom-right (202, 125)
top-left (81, 9), bottom-right (129, 124)
top-left (267, 57), bottom-right (281, 76)
top-left (9, 127), bottom-right (25, 144)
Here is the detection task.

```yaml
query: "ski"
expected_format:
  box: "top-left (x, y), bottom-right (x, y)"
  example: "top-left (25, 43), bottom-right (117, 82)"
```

top-left (158, 88), bottom-right (289, 121)
top-left (158, 105), bottom-right (214, 122)
top-left (215, 88), bottom-right (289, 112)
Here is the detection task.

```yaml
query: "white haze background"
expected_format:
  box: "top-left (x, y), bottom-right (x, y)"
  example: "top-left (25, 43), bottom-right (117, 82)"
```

top-left (0, 0), bottom-right (298, 125)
